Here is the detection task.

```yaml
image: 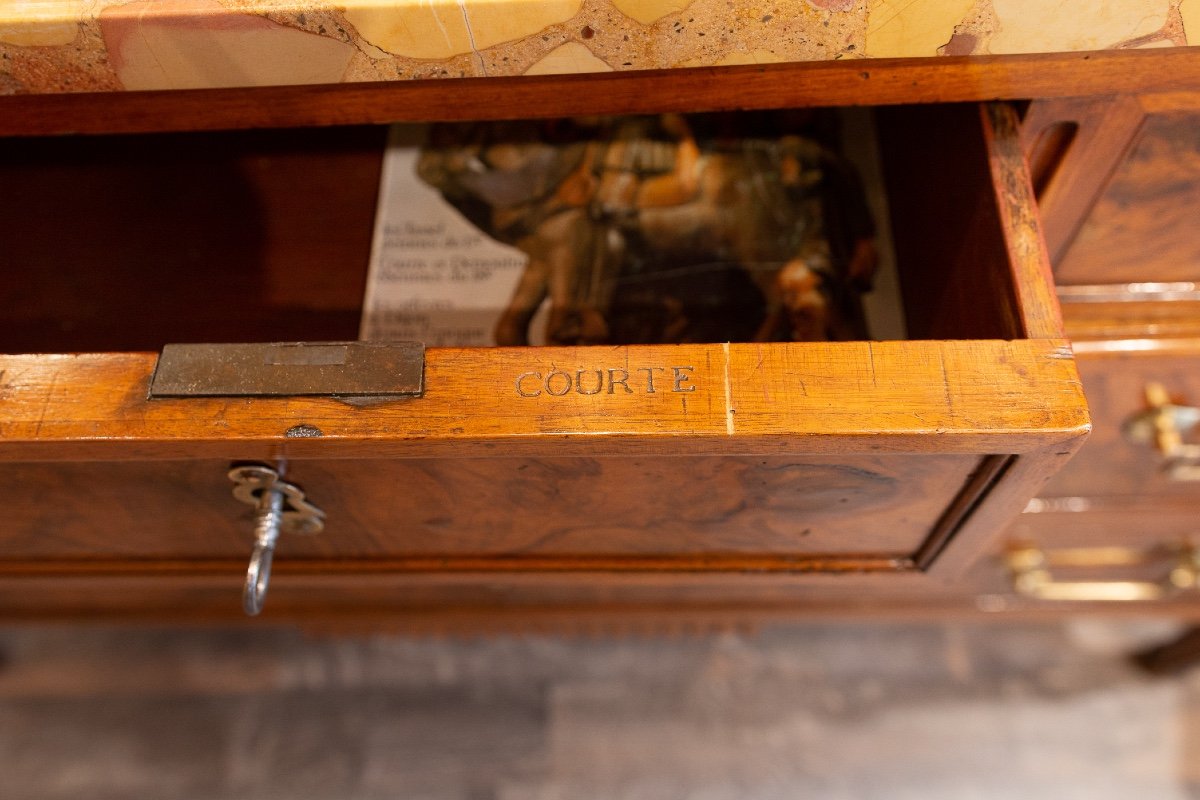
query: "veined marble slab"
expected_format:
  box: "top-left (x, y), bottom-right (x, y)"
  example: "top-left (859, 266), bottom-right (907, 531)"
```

top-left (0, 0), bottom-right (1192, 94)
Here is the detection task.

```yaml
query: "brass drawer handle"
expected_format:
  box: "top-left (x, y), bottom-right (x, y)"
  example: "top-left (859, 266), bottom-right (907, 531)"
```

top-left (1123, 383), bottom-right (1200, 481)
top-left (1006, 544), bottom-right (1199, 602)
top-left (229, 464), bottom-right (325, 616)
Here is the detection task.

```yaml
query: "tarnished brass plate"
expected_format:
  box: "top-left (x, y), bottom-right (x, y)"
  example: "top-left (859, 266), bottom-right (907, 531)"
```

top-left (149, 342), bottom-right (424, 398)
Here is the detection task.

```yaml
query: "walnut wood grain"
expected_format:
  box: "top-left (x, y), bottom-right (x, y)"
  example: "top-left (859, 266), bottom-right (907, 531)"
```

top-left (1039, 345), bottom-right (1200, 500)
top-left (0, 340), bottom-right (1088, 461)
top-left (1062, 301), bottom-right (1200, 342)
top-left (1020, 95), bottom-right (1145, 267)
top-left (982, 104), bottom-right (1063, 339)
top-left (0, 454), bottom-right (980, 562)
top-left (0, 127), bottom-right (383, 352)
top-left (4, 50), bottom-right (1200, 137)
top-left (0, 93), bottom-right (1093, 606)
top-left (5, 562), bottom-right (1200, 626)
top-left (876, 103), bottom-right (1062, 340)
top-left (1056, 108), bottom-right (1200, 285)
top-left (0, 571), bottom-right (987, 625)
top-left (1008, 496), bottom-right (1200, 550)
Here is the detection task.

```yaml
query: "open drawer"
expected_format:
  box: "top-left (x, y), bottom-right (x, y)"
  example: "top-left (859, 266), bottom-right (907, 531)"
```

top-left (0, 103), bottom-right (1089, 618)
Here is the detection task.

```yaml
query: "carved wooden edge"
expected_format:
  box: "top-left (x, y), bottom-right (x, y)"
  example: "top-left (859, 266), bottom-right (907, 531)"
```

top-left (1070, 335), bottom-right (1200, 357)
top-left (982, 103), bottom-right (1064, 340)
top-left (919, 439), bottom-right (1089, 580)
top-left (0, 340), bottom-right (1091, 461)
top-left (3, 570), bottom-right (1199, 628)
top-left (0, 555), bottom-right (909, 577)
top-left (0, 454), bottom-right (1067, 581)
top-left (5, 50), bottom-right (1200, 137)
top-left (1064, 302), bottom-right (1200, 344)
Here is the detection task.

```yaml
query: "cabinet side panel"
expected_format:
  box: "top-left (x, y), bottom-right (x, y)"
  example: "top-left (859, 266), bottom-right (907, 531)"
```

top-left (876, 103), bottom-right (1025, 340)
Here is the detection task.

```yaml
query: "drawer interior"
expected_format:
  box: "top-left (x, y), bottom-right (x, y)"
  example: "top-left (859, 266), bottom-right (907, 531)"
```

top-left (0, 103), bottom-right (1042, 353)
top-left (0, 102), bottom-right (1088, 586)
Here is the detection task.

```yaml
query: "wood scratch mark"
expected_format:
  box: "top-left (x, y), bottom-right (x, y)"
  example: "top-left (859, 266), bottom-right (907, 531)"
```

top-left (723, 342), bottom-right (734, 436)
top-left (758, 345), bottom-right (771, 402)
top-left (33, 372), bottom-right (57, 438)
top-left (938, 350), bottom-right (954, 418)
top-left (866, 341), bottom-right (878, 387)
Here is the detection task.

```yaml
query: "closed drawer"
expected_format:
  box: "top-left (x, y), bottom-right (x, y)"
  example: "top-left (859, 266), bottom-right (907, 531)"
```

top-left (0, 103), bottom-right (1088, 617)
top-left (1023, 94), bottom-right (1200, 289)
top-left (1038, 345), bottom-right (1200, 500)
top-left (993, 346), bottom-right (1200, 610)
top-left (1009, 93), bottom-right (1200, 609)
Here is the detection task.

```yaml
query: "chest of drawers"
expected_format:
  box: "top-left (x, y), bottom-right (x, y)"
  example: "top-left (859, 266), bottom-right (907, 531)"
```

top-left (4, 10), bottom-right (1200, 623)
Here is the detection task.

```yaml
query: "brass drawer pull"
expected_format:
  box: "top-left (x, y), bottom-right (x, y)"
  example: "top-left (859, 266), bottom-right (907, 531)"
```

top-left (228, 464), bottom-right (325, 616)
top-left (1123, 383), bottom-right (1200, 481)
top-left (1006, 544), bottom-right (1199, 602)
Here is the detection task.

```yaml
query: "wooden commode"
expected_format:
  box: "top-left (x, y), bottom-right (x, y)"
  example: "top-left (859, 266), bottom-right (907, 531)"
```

top-left (2, 4), bottom-right (1200, 626)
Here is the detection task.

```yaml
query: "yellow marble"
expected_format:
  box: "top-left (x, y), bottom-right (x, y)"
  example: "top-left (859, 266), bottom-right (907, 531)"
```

top-left (524, 41), bottom-right (611, 73)
top-left (0, 0), bottom-right (84, 46)
top-left (866, 0), bottom-right (974, 58)
top-left (712, 48), bottom-right (785, 66)
top-left (988, 0), bottom-right (1170, 53)
top-left (102, 0), bottom-right (355, 90)
top-left (0, 0), bottom-right (1190, 95)
top-left (611, 0), bottom-right (695, 25)
top-left (345, 0), bottom-right (581, 59)
top-left (1179, 0), bottom-right (1200, 41)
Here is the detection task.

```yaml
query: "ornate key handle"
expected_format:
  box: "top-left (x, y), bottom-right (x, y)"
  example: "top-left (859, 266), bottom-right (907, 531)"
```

top-left (1122, 383), bottom-right (1200, 481)
top-left (228, 464), bottom-right (325, 616)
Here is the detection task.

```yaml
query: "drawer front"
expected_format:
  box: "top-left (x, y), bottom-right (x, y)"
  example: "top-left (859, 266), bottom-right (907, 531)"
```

top-left (0, 454), bottom-right (983, 564)
top-left (1015, 93), bottom-right (1200, 608)
top-left (1039, 347), bottom-right (1200, 499)
top-left (1009, 497), bottom-right (1198, 549)
top-left (0, 336), bottom-right (1087, 581)
top-left (0, 104), bottom-right (1090, 611)
top-left (991, 346), bottom-right (1200, 611)
top-left (1056, 110), bottom-right (1200, 286)
top-left (1024, 95), bottom-right (1200, 287)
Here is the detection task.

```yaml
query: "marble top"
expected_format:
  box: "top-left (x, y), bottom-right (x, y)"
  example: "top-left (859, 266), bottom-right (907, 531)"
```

top-left (0, 0), bottom-right (1194, 95)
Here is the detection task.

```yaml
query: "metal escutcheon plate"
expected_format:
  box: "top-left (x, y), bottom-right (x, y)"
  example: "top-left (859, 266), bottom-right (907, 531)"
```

top-left (148, 341), bottom-right (424, 399)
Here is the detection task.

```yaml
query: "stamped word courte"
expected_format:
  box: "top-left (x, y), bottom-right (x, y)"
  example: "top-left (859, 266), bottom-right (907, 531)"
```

top-left (515, 366), bottom-right (697, 397)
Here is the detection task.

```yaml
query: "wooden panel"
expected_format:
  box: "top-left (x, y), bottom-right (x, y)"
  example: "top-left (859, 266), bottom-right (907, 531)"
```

top-left (876, 104), bottom-right (1061, 341)
top-left (0, 454), bottom-right (979, 562)
top-left (0, 569), bottom-right (978, 624)
top-left (4, 50), bottom-right (1200, 137)
top-left (1008, 497), bottom-right (1200, 549)
top-left (0, 127), bottom-right (384, 352)
top-left (1056, 110), bottom-right (1200, 285)
top-left (1020, 95), bottom-right (1145, 266)
top-left (1039, 346), bottom-right (1200, 499)
top-left (1063, 300), bottom-right (1200, 342)
top-left (0, 340), bottom-right (1089, 461)
top-left (7, 558), bottom-right (1200, 625)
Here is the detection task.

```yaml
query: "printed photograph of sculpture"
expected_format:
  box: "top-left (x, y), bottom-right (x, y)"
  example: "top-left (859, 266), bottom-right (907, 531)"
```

top-left (416, 111), bottom-right (879, 345)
